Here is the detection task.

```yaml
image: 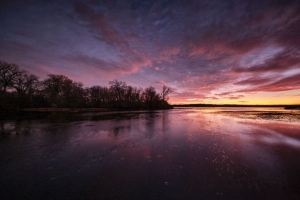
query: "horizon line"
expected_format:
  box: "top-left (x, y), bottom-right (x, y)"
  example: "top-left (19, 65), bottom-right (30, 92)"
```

top-left (171, 103), bottom-right (300, 107)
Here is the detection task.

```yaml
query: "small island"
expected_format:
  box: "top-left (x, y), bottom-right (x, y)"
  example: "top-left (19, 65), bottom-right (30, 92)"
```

top-left (284, 106), bottom-right (300, 110)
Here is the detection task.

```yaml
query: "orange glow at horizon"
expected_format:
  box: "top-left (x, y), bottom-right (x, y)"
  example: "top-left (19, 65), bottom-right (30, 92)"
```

top-left (169, 90), bottom-right (300, 105)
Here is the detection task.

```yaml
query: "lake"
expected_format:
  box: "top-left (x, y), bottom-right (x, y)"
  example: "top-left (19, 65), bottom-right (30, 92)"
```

top-left (1, 108), bottom-right (300, 199)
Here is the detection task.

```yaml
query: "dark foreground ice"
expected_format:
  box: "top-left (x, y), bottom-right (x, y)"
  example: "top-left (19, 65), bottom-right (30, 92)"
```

top-left (1, 108), bottom-right (300, 199)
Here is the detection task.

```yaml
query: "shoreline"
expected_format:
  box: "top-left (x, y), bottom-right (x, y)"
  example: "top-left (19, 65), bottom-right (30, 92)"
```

top-left (172, 104), bottom-right (300, 108)
top-left (0, 107), bottom-right (173, 120)
top-left (20, 107), bottom-right (110, 112)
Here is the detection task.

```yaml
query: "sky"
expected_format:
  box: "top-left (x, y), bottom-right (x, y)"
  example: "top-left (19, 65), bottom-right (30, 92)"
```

top-left (1, 0), bottom-right (300, 105)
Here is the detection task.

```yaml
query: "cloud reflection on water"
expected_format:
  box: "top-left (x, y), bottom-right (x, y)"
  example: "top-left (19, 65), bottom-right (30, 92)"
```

top-left (1, 109), bottom-right (300, 199)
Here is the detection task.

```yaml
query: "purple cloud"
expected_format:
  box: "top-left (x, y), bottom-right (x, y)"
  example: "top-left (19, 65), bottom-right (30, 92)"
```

top-left (1, 0), bottom-right (300, 103)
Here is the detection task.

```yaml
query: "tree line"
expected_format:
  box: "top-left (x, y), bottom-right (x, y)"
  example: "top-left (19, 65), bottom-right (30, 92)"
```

top-left (0, 60), bottom-right (173, 112)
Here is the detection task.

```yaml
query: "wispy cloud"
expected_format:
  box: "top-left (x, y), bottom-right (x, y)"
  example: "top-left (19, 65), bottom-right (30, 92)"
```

top-left (1, 0), bottom-right (300, 103)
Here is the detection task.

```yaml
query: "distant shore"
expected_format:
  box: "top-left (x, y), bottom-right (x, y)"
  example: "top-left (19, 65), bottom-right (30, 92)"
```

top-left (172, 104), bottom-right (300, 109)
top-left (284, 106), bottom-right (300, 110)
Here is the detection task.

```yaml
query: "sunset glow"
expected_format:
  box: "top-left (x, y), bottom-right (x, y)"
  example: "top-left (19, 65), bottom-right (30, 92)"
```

top-left (1, 0), bottom-right (300, 105)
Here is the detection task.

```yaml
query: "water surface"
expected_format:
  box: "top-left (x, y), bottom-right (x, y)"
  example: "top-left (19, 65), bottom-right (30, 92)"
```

top-left (1, 108), bottom-right (300, 199)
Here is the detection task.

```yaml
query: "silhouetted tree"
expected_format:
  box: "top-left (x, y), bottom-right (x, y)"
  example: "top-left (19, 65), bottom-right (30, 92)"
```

top-left (61, 80), bottom-right (86, 107)
top-left (0, 60), bottom-right (173, 113)
top-left (0, 61), bottom-right (20, 94)
top-left (12, 70), bottom-right (39, 107)
top-left (109, 80), bottom-right (127, 108)
top-left (89, 86), bottom-right (102, 107)
top-left (12, 69), bottom-right (28, 98)
top-left (99, 86), bottom-right (110, 106)
top-left (161, 85), bottom-right (173, 108)
top-left (143, 86), bottom-right (161, 109)
top-left (25, 74), bottom-right (39, 107)
top-left (42, 74), bottom-right (73, 107)
top-left (123, 86), bottom-right (143, 108)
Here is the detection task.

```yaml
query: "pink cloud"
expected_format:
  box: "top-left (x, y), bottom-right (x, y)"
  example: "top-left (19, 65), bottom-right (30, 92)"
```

top-left (233, 49), bottom-right (300, 73)
top-left (234, 77), bottom-right (272, 85)
top-left (237, 73), bottom-right (300, 93)
top-left (228, 95), bottom-right (244, 100)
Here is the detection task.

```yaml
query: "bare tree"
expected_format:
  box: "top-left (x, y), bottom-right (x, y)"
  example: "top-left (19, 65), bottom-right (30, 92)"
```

top-left (161, 85), bottom-right (173, 102)
top-left (99, 86), bottom-right (110, 106)
top-left (12, 70), bottom-right (28, 98)
top-left (0, 61), bottom-right (20, 94)
top-left (1, 60), bottom-right (174, 110)
top-left (12, 70), bottom-right (39, 96)
top-left (143, 86), bottom-right (161, 109)
top-left (42, 74), bottom-right (72, 107)
top-left (89, 86), bottom-right (111, 107)
top-left (109, 80), bottom-right (126, 102)
top-left (25, 74), bottom-right (39, 107)
top-left (89, 86), bottom-right (101, 107)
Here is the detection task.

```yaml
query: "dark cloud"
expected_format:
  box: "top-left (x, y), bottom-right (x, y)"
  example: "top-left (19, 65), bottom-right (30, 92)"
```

top-left (74, 1), bottom-right (94, 16)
